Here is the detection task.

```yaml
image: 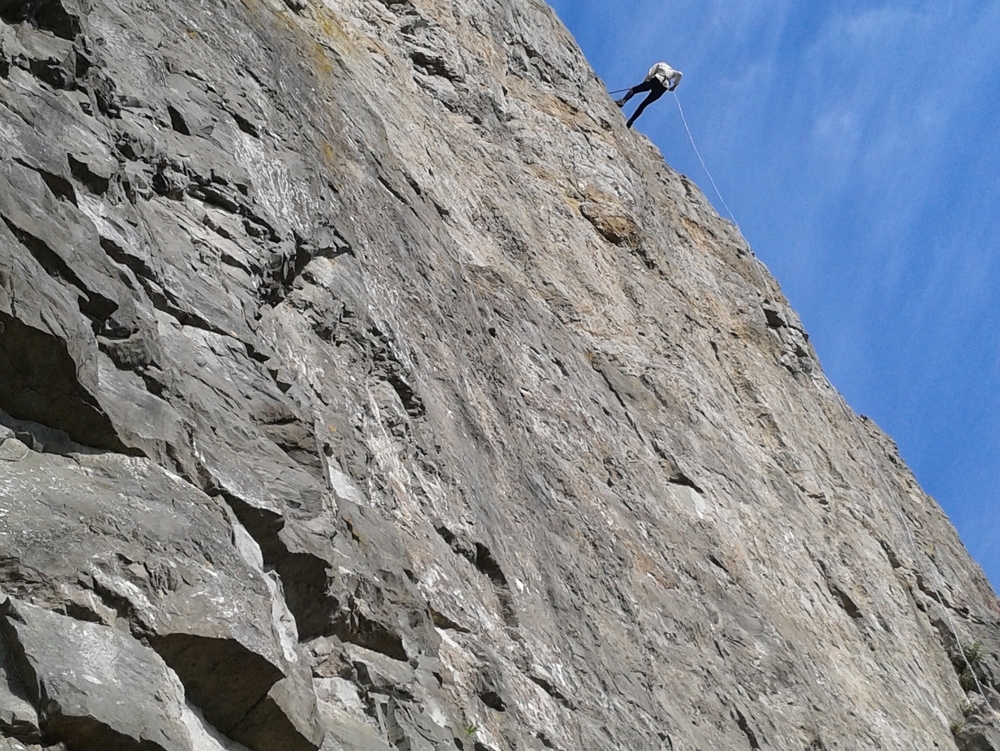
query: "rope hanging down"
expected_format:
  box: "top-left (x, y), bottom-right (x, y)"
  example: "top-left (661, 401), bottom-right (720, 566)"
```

top-left (670, 92), bottom-right (772, 295)
top-left (668, 88), bottom-right (997, 716)
top-left (609, 84), bottom-right (738, 230)
top-left (672, 92), bottom-right (741, 236)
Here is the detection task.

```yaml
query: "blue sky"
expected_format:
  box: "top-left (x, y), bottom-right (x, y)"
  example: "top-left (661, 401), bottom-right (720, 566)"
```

top-left (549, 0), bottom-right (1000, 590)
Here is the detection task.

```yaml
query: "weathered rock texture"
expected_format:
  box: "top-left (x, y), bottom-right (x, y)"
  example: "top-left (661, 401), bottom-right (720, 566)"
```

top-left (1, 0), bottom-right (999, 749)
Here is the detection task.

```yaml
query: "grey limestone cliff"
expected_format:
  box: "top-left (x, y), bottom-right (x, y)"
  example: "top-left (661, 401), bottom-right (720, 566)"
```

top-left (1, 0), bottom-right (999, 749)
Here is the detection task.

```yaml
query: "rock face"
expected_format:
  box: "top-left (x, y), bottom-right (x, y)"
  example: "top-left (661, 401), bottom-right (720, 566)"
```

top-left (1, 0), bottom-right (998, 749)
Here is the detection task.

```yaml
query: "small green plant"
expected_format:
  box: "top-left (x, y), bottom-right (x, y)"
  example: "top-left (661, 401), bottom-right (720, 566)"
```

top-left (963, 642), bottom-right (985, 667)
top-left (957, 641), bottom-right (985, 692)
top-left (463, 724), bottom-right (477, 738)
top-left (959, 670), bottom-right (976, 692)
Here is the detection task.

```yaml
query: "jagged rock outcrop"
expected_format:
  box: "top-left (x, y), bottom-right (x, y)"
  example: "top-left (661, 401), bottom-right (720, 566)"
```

top-left (1, 0), bottom-right (999, 749)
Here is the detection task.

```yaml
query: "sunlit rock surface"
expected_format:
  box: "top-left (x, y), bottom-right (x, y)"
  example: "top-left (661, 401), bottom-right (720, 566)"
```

top-left (1, 0), bottom-right (999, 749)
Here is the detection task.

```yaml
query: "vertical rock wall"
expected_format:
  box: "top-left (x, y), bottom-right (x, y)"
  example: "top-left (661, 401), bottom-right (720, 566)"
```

top-left (1, 0), bottom-right (998, 749)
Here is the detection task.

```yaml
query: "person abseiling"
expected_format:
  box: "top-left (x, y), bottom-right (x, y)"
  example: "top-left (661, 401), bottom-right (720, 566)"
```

top-left (616, 62), bottom-right (683, 128)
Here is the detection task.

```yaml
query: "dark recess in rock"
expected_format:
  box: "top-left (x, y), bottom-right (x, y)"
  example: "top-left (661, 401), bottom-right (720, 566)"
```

top-left (331, 600), bottom-right (408, 663)
top-left (146, 633), bottom-right (282, 736)
top-left (41, 714), bottom-right (168, 751)
top-left (68, 155), bottom-right (110, 195)
top-left (435, 526), bottom-right (509, 585)
top-left (763, 304), bottom-right (786, 329)
top-left (0, 314), bottom-right (130, 452)
top-left (473, 542), bottom-right (507, 588)
top-left (223, 495), bottom-right (334, 640)
top-left (261, 418), bottom-right (322, 470)
top-left (229, 693), bottom-right (320, 751)
top-left (819, 562), bottom-right (864, 621)
top-left (734, 707), bottom-right (762, 750)
top-left (527, 673), bottom-right (575, 711)
top-left (429, 605), bottom-right (468, 633)
top-left (0, 0), bottom-right (81, 39)
top-left (668, 469), bottom-right (703, 494)
top-left (26, 164), bottom-right (78, 205)
top-left (478, 690), bottom-right (506, 712)
top-left (167, 105), bottom-right (191, 136)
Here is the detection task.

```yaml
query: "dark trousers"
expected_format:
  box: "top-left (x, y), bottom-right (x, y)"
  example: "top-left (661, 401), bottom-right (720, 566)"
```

top-left (619, 79), bottom-right (667, 128)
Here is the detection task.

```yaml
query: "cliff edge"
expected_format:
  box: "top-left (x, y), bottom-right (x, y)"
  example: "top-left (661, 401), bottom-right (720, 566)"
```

top-left (1, 0), bottom-right (998, 749)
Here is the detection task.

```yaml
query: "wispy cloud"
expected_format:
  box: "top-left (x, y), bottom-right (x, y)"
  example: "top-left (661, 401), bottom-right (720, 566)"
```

top-left (549, 0), bottom-right (1000, 588)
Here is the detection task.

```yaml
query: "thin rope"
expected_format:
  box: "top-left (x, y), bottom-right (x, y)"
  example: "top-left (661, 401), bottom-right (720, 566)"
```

top-left (659, 83), bottom-right (989, 721)
top-left (673, 93), bottom-right (741, 236)
top-left (671, 85), bottom-right (992, 721)
top-left (829, 381), bottom-right (998, 716)
top-left (671, 92), bottom-right (773, 297)
top-left (609, 87), bottom-right (630, 95)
